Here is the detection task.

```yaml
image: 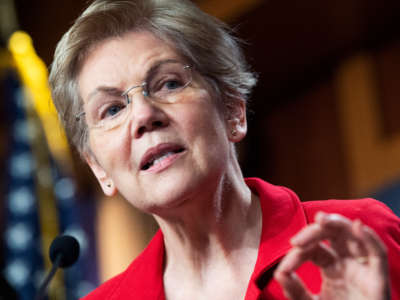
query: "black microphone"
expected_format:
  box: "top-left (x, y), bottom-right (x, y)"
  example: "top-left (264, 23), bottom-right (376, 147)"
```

top-left (35, 235), bottom-right (80, 300)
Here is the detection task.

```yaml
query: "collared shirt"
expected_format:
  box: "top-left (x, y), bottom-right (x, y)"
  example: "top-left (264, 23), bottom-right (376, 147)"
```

top-left (83, 178), bottom-right (400, 299)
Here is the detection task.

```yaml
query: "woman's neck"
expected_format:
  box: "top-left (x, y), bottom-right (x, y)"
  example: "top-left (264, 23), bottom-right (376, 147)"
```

top-left (154, 171), bottom-right (262, 292)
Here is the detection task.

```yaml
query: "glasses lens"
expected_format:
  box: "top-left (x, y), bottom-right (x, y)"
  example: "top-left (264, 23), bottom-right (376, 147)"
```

top-left (147, 62), bottom-right (192, 102)
top-left (82, 62), bottom-right (192, 133)
top-left (85, 93), bottom-right (131, 131)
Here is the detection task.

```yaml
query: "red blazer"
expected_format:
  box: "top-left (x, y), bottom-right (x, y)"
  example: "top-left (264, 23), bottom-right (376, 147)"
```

top-left (82, 178), bottom-right (400, 299)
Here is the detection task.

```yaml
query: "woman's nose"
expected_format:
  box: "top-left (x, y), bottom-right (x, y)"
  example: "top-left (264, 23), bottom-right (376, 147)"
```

top-left (129, 96), bottom-right (169, 138)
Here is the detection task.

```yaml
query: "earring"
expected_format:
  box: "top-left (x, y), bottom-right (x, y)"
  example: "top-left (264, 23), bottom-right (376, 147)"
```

top-left (106, 182), bottom-right (112, 188)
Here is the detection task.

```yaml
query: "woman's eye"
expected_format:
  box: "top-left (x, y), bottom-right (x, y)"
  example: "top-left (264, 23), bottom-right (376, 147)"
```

top-left (151, 75), bottom-right (184, 94)
top-left (102, 103), bottom-right (126, 118)
top-left (164, 79), bottom-right (182, 90)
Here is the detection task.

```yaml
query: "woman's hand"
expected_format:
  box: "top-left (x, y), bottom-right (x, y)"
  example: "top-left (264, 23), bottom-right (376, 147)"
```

top-left (274, 212), bottom-right (390, 300)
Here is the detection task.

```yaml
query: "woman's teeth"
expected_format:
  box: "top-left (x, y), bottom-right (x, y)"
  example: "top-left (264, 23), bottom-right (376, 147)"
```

top-left (143, 151), bottom-right (175, 170)
top-left (152, 152), bottom-right (174, 166)
top-left (142, 148), bottom-right (184, 171)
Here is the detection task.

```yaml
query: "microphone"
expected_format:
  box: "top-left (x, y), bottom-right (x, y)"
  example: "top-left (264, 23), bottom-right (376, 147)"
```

top-left (35, 235), bottom-right (80, 300)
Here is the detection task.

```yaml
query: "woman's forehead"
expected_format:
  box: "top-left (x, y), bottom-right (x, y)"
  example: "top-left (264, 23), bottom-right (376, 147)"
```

top-left (82, 31), bottom-right (178, 73)
top-left (77, 31), bottom-right (183, 101)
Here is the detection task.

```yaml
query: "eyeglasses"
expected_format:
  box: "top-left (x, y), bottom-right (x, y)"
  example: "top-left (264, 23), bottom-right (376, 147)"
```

top-left (76, 61), bottom-right (193, 132)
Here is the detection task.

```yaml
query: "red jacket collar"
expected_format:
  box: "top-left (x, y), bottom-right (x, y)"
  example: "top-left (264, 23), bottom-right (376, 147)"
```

top-left (245, 178), bottom-right (307, 296)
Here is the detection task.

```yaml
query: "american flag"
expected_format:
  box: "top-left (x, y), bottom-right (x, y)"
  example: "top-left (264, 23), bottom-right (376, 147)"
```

top-left (1, 35), bottom-right (99, 300)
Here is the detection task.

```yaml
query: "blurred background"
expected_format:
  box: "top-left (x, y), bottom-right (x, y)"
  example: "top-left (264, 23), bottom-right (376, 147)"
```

top-left (1, 0), bottom-right (400, 299)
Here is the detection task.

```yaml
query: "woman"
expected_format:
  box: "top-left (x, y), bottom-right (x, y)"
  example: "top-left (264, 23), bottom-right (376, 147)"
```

top-left (49, 0), bottom-right (400, 299)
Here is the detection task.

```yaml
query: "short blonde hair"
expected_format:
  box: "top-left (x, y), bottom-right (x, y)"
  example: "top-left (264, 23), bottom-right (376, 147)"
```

top-left (49, 0), bottom-right (257, 154)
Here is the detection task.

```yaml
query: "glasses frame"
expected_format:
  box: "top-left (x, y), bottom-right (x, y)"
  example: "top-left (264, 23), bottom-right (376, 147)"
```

top-left (75, 63), bottom-right (193, 128)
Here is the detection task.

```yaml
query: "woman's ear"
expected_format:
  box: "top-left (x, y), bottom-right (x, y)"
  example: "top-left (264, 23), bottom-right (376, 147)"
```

top-left (226, 99), bottom-right (247, 142)
top-left (84, 152), bottom-right (117, 196)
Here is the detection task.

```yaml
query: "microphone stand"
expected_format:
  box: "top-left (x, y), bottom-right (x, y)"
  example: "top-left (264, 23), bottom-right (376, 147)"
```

top-left (35, 254), bottom-right (62, 300)
top-left (34, 235), bottom-right (80, 300)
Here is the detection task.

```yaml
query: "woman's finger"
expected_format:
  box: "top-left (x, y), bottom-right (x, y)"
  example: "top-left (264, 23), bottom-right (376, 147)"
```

top-left (309, 242), bottom-right (338, 269)
top-left (356, 221), bottom-right (387, 257)
top-left (346, 219), bottom-right (369, 258)
top-left (315, 212), bottom-right (359, 257)
top-left (290, 223), bottom-right (325, 248)
top-left (278, 242), bottom-right (339, 278)
top-left (275, 247), bottom-right (305, 275)
top-left (296, 212), bottom-right (375, 259)
top-left (353, 221), bottom-right (388, 267)
top-left (291, 213), bottom-right (354, 248)
top-left (274, 267), bottom-right (315, 300)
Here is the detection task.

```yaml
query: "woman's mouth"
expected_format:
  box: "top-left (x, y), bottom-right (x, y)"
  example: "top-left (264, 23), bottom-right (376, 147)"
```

top-left (140, 144), bottom-right (186, 172)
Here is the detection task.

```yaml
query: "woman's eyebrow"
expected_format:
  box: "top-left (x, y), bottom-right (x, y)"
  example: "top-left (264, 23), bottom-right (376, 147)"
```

top-left (86, 58), bottom-right (182, 102)
top-left (87, 86), bottom-right (124, 103)
top-left (145, 58), bottom-right (181, 76)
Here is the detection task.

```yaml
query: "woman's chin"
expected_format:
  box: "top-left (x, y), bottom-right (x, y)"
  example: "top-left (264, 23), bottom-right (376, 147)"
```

top-left (120, 159), bottom-right (223, 216)
top-left (145, 197), bottom-right (189, 217)
top-left (135, 176), bottom-right (208, 216)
